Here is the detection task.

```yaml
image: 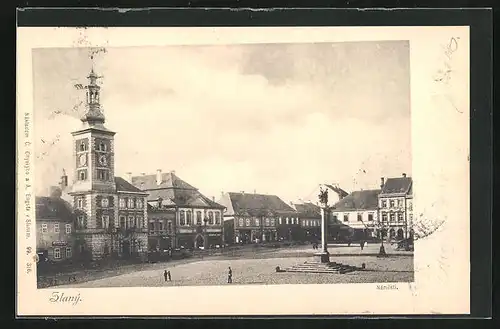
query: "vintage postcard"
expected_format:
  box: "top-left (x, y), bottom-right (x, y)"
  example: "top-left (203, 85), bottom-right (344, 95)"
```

top-left (16, 26), bottom-right (470, 316)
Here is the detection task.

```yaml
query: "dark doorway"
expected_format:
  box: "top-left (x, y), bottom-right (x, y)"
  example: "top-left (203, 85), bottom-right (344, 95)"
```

top-left (195, 234), bottom-right (205, 249)
top-left (397, 229), bottom-right (404, 240)
top-left (122, 241), bottom-right (130, 258)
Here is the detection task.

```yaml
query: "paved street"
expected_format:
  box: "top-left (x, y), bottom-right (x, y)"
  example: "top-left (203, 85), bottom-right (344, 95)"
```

top-left (61, 252), bottom-right (413, 288)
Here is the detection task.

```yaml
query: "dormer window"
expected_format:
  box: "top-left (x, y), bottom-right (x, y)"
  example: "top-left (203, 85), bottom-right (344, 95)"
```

top-left (79, 143), bottom-right (87, 152)
top-left (98, 142), bottom-right (107, 152)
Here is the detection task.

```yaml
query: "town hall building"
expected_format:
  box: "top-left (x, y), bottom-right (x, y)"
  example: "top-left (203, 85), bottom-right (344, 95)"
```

top-left (66, 68), bottom-right (148, 261)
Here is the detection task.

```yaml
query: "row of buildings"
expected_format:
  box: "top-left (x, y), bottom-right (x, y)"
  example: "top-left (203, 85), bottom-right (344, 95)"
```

top-left (35, 68), bottom-right (413, 263)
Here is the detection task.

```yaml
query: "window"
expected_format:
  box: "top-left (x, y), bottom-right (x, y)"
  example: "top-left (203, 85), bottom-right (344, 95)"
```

top-left (389, 200), bottom-right (395, 208)
top-left (98, 142), bottom-right (107, 151)
top-left (101, 197), bottom-right (109, 208)
top-left (381, 200), bottom-right (387, 208)
top-left (265, 218), bottom-right (270, 226)
top-left (167, 221), bottom-right (172, 233)
top-left (128, 198), bottom-right (135, 209)
top-left (382, 212), bottom-right (388, 222)
top-left (196, 211), bottom-right (202, 225)
top-left (78, 215), bottom-right (85, 228)
top-left (149, 222), bottom-right (155, 232)
top-left (255, 218), bottom-right (260, 227)
top-left (389, 212), bottom-right (396, 222)
top-left (208, 211), bottom-right (214, 225)
top-left (245, 218), bottom-right (251, 226)
top-left (41, 223), bottom-right (48, 233)
top-left (102, 215), bottom-right (110, 229)
top-left (136, 199), bottom-right (143, 209)
top-left (119, 198), bottom-right (126, 208)
top-left (179, 211), bottom-right (185, 226)
top-left (398, 212), bottom-right (404, 222)
top-left (65, 224), bottom-right (71, 234)
top-left (136, 216), bottom-right (143, 228)
top-left (270, 218), bottom-right (275, 226)
top-left (286, 217), bottom-right (289, 225)
top-left (79, 143), bottom-right (87, 151)
top-left (119, 216), bottom-right (126, 228)
top-left (332, 215), bottom-right (338, 222)
top-left (54, 248), bottom-right (61, 259)
top-left (65, 247), bottom-right (72, 258)
top-left (78, 170), bottom-right (87, 181)
top-left (398, 199), bottom-right (404, 207)
top-left (215, 212), bottom-right (221, 225)
top-left (343, 214), bottom-right (349, 222)
top-left (368, 213), bottom-right (374, 221)
top-left (239, 218), bottom-right (244, 227)
top-left (279, 217), bottom-right (282, 225)
top-left (54, 223), bottom-right (59, 233)
top-left (77, 198), bottom-right (84, 208)
top-left (97, 169), bottom-right (108, 181)
top-left (186, 211), bottom-right (192, 225)
top-left (357, 214), bottom-right (362, 222)
top-left (128, 216), bottom-right (134, 228)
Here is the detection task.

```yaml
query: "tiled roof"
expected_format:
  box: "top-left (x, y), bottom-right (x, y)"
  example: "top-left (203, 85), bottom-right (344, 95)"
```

top-left (221, 192), bottom-right (297, 216)
top-left (131, 172), bottom-right (197, 191)
top-left (332, 189), bottom-right (381, 211)
top-left (115, 177), bottom-right (146, 193)
top-left (132, 172), bottom-right (224, 209)
top-left (381, 177), bottom-right (412, 195)
top-left (36, 196), bottom-right (74, 221)
top-left (294, 202), bottom-right (321, 218)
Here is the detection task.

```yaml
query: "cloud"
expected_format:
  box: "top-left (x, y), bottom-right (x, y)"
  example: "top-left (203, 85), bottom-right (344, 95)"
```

top-left (33, 42), bottom-right (411, 202)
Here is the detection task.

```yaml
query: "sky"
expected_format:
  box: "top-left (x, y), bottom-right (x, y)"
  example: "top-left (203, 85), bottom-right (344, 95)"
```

top-left (32, 41), bottom-right (411, 203)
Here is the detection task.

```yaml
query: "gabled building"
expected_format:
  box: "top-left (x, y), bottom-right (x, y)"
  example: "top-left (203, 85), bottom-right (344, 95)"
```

top-left (331, 189), bottom-right (381, 240)
top-left (218, 192), bottom-right (298, 244)
top-left (66, 68), bottom-right (149, 261)
top-left (131, 170), bottom-right (225, 249)
top-left (35, 188), bottom-right (75, 262)
top-left (378, 174), bottom-right (413, 240)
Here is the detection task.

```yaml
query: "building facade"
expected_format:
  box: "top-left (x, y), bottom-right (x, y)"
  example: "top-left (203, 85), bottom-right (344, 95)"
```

top-left (378, 174), bottom-right (413, 240)
top-left (331, 189), bottom-right (381, 240)
top-left (293, 202), bottom-right (321, 242)
top-left (68, 68), bottom-right (148, 261)
top-left (131, 170), bottom-right (225, 250)
top-left (218, 192), bottom-right (298, 244)
top-left (35, 189), bottom-right (75, 262)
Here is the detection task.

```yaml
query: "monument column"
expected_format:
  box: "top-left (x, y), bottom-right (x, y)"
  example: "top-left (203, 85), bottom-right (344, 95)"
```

top-left (313, 186), bottom-right (331, 263)
top-left (321, 207), bottom-right (328, 252)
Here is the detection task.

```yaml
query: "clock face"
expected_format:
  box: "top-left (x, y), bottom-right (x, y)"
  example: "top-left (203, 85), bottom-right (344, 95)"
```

top-left (98, 155), bottom-right (107, 166)
top-left (78, 154), bottom-right (87, 166)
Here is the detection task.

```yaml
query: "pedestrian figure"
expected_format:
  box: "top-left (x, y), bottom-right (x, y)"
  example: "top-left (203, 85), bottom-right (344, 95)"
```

top-left (163, 270), bottom-right (168, 282)
top-left (167, 270), bottom-right (172, 281)
top-left (227, 266), bottom-right (233, 284)
top-left (360, 240), bottom-right (365, 251)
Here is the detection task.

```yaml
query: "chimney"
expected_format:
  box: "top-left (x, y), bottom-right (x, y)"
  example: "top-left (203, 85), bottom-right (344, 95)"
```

top-left (156, 169), bottom-right (162, 185)
top-left (141, 172), bottom-right (146, 176)
top-left (402, 173), bottom-right (407, 178)
top-left (126, 172), bottom-right (132, 182)
top-left (380, 177), bottom-right (385, 189)
top-left (60, 169), bottom-right (68, 188)
top-left (212, 196), bottom-right (215, 202)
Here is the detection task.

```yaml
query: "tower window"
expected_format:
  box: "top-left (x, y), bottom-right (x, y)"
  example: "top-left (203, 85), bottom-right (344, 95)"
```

top-left (97, 169), bottom-right (109, 181)
top-left (98, 142), bottom-right (107, 152)
top-left (78, 170), bottom-right (87, 181)
top-left (79, 143), bottom-right (87, 151)
top-left (101, 197), bottom-right (109, 208)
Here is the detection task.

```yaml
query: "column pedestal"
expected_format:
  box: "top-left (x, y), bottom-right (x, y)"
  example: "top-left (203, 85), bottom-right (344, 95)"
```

top-left (313, 206), bottom-right (331, 263)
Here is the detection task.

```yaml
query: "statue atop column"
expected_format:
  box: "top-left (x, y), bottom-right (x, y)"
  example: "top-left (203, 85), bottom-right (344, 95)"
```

top-left (318, 187), bottom-right (328, 207)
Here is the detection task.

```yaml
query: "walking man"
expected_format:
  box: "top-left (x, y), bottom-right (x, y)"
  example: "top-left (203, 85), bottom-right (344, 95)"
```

top-left (163, 270), bottom-right (168, 282)
top-left (227, 266), bottom-right (233, 284)
top-left (167, 270), bottom-right (172, 281)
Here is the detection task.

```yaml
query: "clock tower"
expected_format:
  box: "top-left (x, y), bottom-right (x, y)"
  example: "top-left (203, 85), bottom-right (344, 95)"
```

top-left (70, 68), bottom-right (116, 193)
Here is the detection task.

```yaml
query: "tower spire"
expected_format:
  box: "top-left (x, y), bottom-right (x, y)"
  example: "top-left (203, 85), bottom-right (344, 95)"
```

top-left (81, 63), bottom-right (105, 126)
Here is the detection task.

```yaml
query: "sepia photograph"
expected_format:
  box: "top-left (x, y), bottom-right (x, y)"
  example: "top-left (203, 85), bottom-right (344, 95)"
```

top-left (17, 25), bottom-right (470, 316)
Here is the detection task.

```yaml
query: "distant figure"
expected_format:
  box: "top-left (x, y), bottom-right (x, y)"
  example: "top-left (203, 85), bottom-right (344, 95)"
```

top-left (167, 270), bottom-right (172, 281)
top-left (360, 240), bottom-right (365, 251)
top-left (164, 270), bottom-right (168, 282)
top-left (227, 266), bottom-right (233, 284)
